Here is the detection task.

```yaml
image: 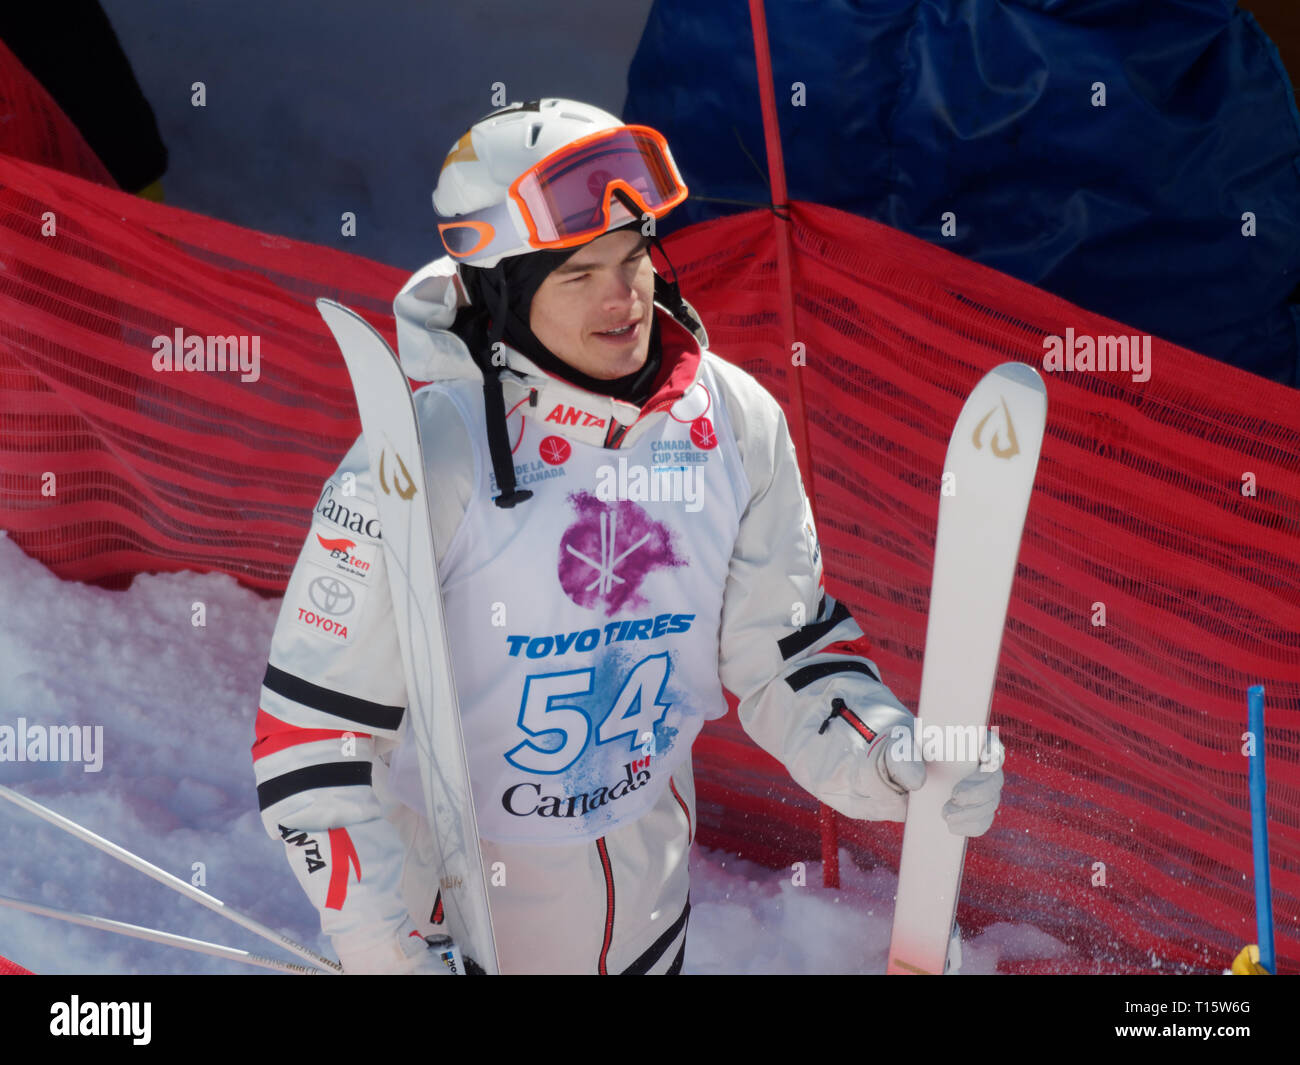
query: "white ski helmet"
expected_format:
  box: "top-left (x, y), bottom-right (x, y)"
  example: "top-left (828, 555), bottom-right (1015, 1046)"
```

top-left (433, 98), bottom-right (688, 270)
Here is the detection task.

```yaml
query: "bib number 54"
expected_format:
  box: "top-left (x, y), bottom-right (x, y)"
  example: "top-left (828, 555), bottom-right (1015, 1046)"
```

top-left (503, 653), bottom-right (671, 774)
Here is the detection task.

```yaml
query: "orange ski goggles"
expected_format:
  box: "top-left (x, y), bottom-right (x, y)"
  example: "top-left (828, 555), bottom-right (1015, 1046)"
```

top-left (437, 125), bottom-right (688, 263)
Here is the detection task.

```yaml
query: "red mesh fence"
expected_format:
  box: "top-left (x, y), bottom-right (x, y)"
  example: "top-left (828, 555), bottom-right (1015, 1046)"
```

top-left (0, 112), bottom-right (1296, 970)
top-left (672, 203), bottom-right (1300, 975)
top-left (0, 16), bottom-right (402, 589)
top-left (0, 951), bottom-right (32, 975)
top-left (0, 152), bottom-right (405, 589)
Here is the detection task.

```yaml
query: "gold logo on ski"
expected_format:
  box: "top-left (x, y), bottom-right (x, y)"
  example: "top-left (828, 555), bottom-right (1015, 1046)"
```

top-left (379, 449), bottom-right (417, 501)
top-left (972, 396), bottom-right (1020, 460)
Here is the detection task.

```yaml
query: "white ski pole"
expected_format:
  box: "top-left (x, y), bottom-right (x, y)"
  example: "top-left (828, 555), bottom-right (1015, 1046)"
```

top-left (0, 893), bottom-right (328, 974)
top-left (0, 783), bottom-right (342, 974)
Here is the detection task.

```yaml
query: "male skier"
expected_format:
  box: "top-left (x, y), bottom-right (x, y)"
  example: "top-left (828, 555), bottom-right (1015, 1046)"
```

top-left (252, 99), bottom-right (1002, 974)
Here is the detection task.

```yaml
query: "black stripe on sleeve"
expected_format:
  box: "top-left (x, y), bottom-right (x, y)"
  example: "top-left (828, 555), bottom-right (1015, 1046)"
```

top-left (785, 659), bottom-right (881, 692)
top-left (621, 900), bottom-right (691, 975)
top-left (256, 761), bottom-right (373, 811)
top-left (776, 599), bottom-right (852, 661)
top-left (263, 663), bottom-right (405, 732)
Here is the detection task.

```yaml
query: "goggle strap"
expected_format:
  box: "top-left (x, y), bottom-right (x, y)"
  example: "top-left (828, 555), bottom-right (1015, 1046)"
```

top-left (438, 200), bottom-right (518, 262)
top-left (649, 234), bottom-right (692, 325)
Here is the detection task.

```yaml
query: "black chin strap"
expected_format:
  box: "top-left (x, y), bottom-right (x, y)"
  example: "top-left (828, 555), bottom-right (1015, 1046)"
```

top-left (477, 268), bottom-right (533, 509)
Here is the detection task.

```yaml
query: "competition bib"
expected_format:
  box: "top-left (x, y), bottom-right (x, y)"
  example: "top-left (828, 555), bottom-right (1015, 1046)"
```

top-left (393, 365), bottom-right (748, 845)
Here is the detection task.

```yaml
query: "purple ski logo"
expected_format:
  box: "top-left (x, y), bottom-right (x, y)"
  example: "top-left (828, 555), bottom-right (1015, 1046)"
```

top-left (557, 492), bottom-right (685, 614)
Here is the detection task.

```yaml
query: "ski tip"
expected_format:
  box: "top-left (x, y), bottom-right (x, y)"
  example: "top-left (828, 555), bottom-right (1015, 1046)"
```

top-left (987, 361), bottom-right (1046, 394)
top-left (316, 299), bottom-right (368, 336)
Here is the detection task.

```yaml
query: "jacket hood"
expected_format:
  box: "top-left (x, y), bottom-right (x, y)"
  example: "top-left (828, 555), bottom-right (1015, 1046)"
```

top-left (392, 255), bottom-right (479, 383)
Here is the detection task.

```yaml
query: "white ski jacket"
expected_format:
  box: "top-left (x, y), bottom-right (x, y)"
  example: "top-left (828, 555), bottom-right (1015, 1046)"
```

top-left (252, 256), bottom-right (914, 974)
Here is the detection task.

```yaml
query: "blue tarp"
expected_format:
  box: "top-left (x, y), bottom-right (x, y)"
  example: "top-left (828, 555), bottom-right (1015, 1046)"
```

top-left (625, 0), bottom-right (1300, 385)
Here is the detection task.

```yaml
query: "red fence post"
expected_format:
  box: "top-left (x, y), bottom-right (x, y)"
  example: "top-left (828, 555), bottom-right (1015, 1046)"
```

top-left (747, 0), bottom-right (840, 889)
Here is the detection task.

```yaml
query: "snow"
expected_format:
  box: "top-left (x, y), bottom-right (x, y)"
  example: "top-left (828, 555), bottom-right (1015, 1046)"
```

top-left (0, 530), bottom-right (1065, 973)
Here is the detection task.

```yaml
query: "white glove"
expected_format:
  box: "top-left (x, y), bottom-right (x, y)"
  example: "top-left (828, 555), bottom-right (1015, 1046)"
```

top-left (880, 719), bottom-right (1005, 837)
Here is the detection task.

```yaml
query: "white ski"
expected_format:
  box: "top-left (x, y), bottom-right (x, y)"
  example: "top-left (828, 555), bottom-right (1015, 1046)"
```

top-left (317, 298), bottom-right (500, 975)
top-left (886, 361), bottom-right (1046, 975)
